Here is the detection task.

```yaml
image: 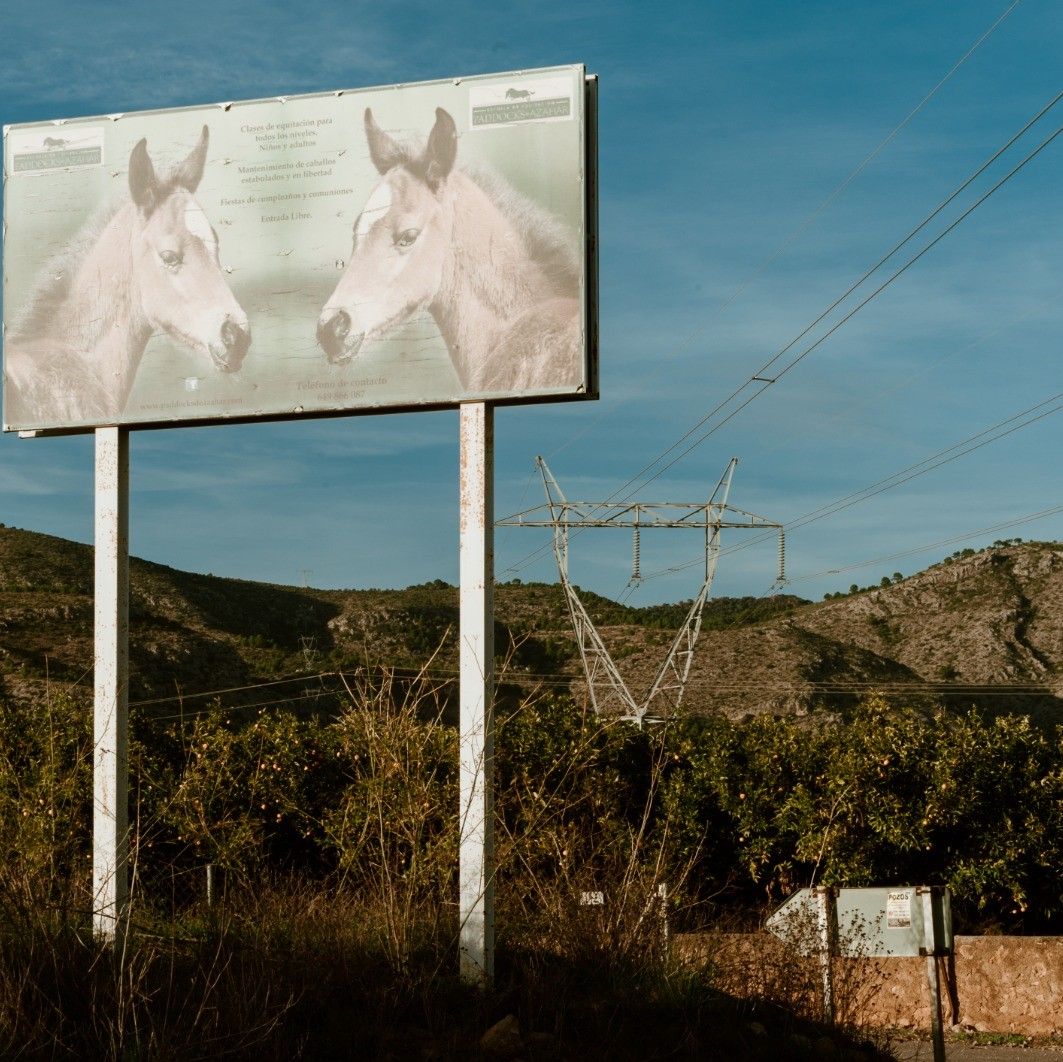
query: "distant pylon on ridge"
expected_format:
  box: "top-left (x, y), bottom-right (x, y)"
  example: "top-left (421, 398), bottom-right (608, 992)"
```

top-left (498, 458), bottom-right (783, 726)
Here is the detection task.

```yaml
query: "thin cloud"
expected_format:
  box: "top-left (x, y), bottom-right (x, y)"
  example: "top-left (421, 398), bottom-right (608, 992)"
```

top-left (0, 464), bottom-right (86, 496)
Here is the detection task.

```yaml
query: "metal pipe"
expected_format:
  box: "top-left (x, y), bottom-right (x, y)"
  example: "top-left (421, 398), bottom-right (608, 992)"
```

top-left (458, 403), bottom-right (495, 985)
top-left (93, 426), bottom-right (129, 942)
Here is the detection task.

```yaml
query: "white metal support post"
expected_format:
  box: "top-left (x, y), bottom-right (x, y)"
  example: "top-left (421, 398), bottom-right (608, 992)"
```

top-left (458, 403), bottom-right (494, 984)
top-left (93, 426), bottom-right (130, 940)
top-left (814, 885), bottom-right (836, 1024)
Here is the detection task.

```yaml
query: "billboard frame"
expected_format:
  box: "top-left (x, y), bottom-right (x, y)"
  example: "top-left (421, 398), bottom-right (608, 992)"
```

top-left (4, 69), bottom-right (599, 438)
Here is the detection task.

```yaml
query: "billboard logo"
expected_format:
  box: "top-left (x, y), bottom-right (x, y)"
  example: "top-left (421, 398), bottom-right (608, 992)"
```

top-left (470, 76), bottom-right (574, 128)
top-left (7, 127), bottom-right (104, 174)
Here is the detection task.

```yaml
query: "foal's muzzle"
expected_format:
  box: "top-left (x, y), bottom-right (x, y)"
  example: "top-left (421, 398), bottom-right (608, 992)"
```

top-left (317, 309), bottom-right (364, 363)
top-left (219, 317), bottom-right (251, 369)
top-left (208, 316), bottom-right (250, 372)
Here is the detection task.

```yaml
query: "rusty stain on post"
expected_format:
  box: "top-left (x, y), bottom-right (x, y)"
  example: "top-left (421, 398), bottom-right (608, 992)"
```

top-left (93, 426), bottom-right (129, 941)
top-left (458, 402), bottom-right (495, 984)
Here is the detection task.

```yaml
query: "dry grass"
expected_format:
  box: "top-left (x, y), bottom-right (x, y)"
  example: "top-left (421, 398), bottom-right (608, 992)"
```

top-left (0, 678), bottom-right (893, 1060)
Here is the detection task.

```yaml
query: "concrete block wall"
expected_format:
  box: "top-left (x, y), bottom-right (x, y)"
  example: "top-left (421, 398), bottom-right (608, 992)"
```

top-left (675, 933), bottom-right (1063, 1036)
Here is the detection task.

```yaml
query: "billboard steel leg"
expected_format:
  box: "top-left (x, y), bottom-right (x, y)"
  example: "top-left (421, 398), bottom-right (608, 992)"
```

top-left (814, 886), bottom-right (836, 1024)
top-left (458, 403), bottom-right (495, 985)
top-left (92, 427), bottom-right (129, 941)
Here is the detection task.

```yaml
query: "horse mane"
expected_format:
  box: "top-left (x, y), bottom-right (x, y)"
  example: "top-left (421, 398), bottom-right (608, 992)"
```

top-left (9, 199), bottom-right (126, 343)
top-left (461, 163), bottom-right (581, 297)
top-left (387, 127), bottom-right (580, 296)
top-left (12, 176), bottom-right (196, 345)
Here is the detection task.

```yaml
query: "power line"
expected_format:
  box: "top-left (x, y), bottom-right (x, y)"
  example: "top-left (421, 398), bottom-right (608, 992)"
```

top-left (634, 394), bottom-right (1062, 583)
top-left (780, 400), bottom-right (1062, 533)
top-left (659, 0), bottom-right (1026, 366)
top-left (128, 529), bottom-right (1061, 716)
top-left (607, 105), bottom-right (1063, 505)
top-left (629, 682), bottom-right (1054, 696)
top-left (151, 684), bottom-right (343, 723)
top-left (74, 554), bottom-right (1063, 723)
top-left (646, 499), bottom-right (1062, 589)
top-left (146, 668), bottom-right (1058, 722)
top-left (131, 671), bottom-right (332, 708)
top-left (502, 93), bottom-right (1063, 578)
top-left (756, 288), bottom-right (1063, 459)
top-left (783, 505), bottom-right (1063, 586)
top-left (550, 0), bottom-right (1024, 459)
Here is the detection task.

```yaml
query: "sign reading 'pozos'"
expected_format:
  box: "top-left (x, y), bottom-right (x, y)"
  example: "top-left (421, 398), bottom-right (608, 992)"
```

top-left (3, 66), bottom-right (597, 434)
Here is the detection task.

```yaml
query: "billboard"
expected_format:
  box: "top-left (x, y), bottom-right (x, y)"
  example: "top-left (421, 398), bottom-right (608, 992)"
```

top-left (2, 66), bottom-right (597, 434)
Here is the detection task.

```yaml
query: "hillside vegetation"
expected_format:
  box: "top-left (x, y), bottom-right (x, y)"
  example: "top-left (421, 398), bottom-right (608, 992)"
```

top-left (0, 526), bottom-right (1059, 723)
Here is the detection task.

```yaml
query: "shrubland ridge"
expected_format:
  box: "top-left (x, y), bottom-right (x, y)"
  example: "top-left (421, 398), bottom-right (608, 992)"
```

top-left (0, 524), bottom-right (1059, 721)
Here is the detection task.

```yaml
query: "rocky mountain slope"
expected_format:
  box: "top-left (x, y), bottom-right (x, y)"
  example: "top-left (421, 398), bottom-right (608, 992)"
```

top-left (622, 541), bottom-right (1062, 721)
top-left (0, 525), bottom-right (1058, 723)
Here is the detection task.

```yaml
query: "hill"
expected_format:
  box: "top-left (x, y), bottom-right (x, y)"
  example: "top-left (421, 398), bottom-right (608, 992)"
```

top-left (610, 540), bottom-right (1062, 722)
top-left (0, 524), bottom-right (1059, 722)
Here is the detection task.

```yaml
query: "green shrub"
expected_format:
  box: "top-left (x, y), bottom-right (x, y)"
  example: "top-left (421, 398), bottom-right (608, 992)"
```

top-left (1, 686), bottom-right (1059, 936)
top-left (660, 699), bottom-right (1062, 930)
top-left (0, 692), bottom-right (91, 912)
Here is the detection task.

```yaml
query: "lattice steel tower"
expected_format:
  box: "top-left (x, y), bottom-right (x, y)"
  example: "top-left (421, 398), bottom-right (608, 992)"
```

top-left (499, 458), bottom-right (784, 726)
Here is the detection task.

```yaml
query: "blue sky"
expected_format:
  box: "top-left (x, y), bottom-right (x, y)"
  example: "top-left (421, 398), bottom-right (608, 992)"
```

top-left (1, 0), bottom-right (1060, 604)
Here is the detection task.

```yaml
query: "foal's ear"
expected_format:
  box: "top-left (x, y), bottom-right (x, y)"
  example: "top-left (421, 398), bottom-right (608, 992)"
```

top-left (172, 125), bottom-right (209, 193)
top-left (128, 138), bottom-right (160, 215)
top-left (365, 109), bottom-right (405, 174)
top-left (423, 108), bottom-right (457, 191)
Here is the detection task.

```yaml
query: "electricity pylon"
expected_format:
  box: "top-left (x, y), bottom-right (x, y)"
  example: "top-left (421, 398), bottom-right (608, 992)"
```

top-left (498, 458), bottom-right (784, 727)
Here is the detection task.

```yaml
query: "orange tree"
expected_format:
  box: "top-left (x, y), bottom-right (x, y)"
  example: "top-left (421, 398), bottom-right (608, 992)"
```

top-left (659, 698), bottom-right (1063, 932)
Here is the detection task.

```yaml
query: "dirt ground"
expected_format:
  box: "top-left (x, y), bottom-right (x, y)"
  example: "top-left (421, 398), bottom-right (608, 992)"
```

top-left (892, 1039), bottom-right (1063, 1061)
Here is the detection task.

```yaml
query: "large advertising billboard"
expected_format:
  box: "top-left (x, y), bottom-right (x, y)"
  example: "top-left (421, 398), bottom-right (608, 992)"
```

top-left (2, 66), bottom-right (597, 434)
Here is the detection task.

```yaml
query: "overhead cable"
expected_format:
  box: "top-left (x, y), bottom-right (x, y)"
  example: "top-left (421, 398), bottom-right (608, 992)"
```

top-left (502, 93), bottom-right (1063, 578)
top-left (608, 105), bottom-right (1063, 504)
top-left (550, 0), bottom-right (1025, 458)
top-left (634, 395), bottom-right (1062, 583)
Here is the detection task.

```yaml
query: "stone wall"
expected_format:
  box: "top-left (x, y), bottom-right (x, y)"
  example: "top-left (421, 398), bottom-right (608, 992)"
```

top-left (675, 933), bottom-right (1063, 1036)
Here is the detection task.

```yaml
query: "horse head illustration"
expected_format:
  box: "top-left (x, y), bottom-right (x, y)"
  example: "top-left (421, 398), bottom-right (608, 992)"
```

top-left (316, 107), bottom-right (581, 393)
top-left (127, 127), bottom-right (250, 373)
top-left (317, 108), bottom-right (458, 365)
top-left (4, 125), bottom-right (251, 426)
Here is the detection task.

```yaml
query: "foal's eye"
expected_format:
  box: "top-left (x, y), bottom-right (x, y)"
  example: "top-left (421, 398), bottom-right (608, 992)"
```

top-left (159, 250), bottom-right (183, 269)
top-left (394, 228), bottom-right (420, 250)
